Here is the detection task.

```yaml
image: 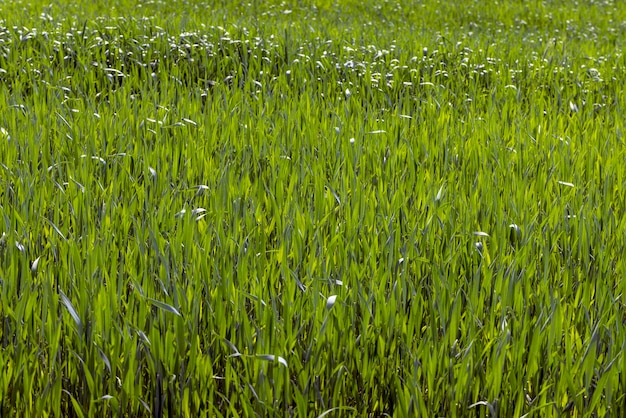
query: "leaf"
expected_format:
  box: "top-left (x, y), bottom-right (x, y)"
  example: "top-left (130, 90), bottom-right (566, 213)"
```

top-left (326, 295), bottom-right (337, 310)
top-left (136, 330), bottom-right (151, 345)
top-left (192, 208), bottom-right (207, 221)
top-left (31, 256), bottom-right (42, 275)
top-left (97, 346), bottom-right (112, 373)
top-left (68, 393), bottom-right (86, 418)
top-left (317, 407), bottom-right (357, 417)
top-left (15, 241), bottom-right (25, 252)
top-left (325, 185), bottom-right (341, 206)
top-left (509, 223), bottom-right (522, 247)
top-left (195, 184), bottom-right (209, 197)
top-left (138, 398), bottom-right (152, 414)
top-left (147, 298), bottom-right (181, 316)
top-left (256, 354), bottom-right (288, 368)
top-left (43, 217), bottom-right (67, 240)
top-left (469, 401), bottom-right (497, 417)
top-left (223, 338), bottom-right (241, 357)
top-left (0, 127), bottom-right (10, 140)
top-left (59, 290), bottom-right (83, 335)
top-left (435, 184), bottom-right (444, 202)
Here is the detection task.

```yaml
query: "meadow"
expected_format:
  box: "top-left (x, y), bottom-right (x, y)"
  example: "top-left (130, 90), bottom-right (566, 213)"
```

top-left (1, 0), bottom-right (625, 416)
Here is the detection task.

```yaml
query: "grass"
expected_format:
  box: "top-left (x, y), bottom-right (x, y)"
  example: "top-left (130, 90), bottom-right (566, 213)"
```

top-left (1, 0), bottom-right (625, 416)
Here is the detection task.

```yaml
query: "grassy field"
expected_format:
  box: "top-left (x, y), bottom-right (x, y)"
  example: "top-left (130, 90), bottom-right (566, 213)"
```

top-left (1, 0), bottom-right (625, 416)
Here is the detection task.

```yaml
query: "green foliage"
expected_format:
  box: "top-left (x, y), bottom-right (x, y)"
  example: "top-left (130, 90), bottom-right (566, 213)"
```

top-left (1, 0), bottom-right (625, 416)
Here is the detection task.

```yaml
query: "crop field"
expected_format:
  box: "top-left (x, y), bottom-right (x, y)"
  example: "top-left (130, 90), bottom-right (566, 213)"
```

top-left (0, 0), bottom-right (625, 416)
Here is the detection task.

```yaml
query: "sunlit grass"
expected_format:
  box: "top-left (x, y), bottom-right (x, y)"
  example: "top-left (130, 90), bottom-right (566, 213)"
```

top-left (1, 0), bottom-right (625, 416)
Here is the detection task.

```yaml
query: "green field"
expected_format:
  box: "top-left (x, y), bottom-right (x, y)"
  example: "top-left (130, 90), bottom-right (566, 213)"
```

top-left (1, 0), bottom-right (625, 416)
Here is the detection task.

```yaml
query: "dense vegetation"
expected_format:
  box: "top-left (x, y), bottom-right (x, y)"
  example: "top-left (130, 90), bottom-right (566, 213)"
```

top-left (1, 0), bottom-right (625, 416)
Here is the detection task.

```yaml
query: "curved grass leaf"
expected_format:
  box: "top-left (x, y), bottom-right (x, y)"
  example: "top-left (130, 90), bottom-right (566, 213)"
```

top-left (59, 290), bottom-right (82, 335)
top-left (255, 354), bottom-right (288, 368)
top-left (317, 407), bottom-right (358, 418)
top-left (326, 295), bottom-right (337, 310)
top-left (147, 298), bottom-right (181, 316)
